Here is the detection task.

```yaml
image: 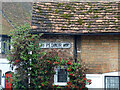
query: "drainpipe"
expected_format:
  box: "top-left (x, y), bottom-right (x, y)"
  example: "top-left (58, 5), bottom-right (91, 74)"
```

top-left (73, 35), bottom-right (77, 62)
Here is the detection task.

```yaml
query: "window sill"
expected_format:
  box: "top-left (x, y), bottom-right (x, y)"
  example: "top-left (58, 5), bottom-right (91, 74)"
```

top-left (0, 54), bottom-right (7, 58)
top-left (53, 82), bottom-right (67, 86)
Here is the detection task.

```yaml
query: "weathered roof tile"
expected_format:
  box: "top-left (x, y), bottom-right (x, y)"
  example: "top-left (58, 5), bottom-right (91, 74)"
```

top-left (31, 2), bottom-right (120, 34)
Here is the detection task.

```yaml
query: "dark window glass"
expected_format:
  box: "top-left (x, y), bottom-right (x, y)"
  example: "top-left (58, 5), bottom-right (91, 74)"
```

top-left (105, 76), bottom-right (120, 90)
top-left (1, 37), bottom-right (10, 54)
top-left (58, 69), bottom-right (67, 82)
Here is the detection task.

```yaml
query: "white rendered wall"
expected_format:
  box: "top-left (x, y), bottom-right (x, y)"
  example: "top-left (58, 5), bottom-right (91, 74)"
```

top-left (86, 72), bottom-right (120, 89)
top-left (0, 58), bottom-right (12, 88)
top-left (86, 74), bottom-right (103, 88)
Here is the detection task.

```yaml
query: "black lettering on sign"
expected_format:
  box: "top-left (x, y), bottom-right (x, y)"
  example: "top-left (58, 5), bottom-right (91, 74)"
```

top-left (46, 43), bottom-right (50, 48)
top-left (40, 42), bottom-right (71, 48)
top-left (58, 43), bottom-right (62, 47)
top-left (42, 43), bottom-right (44, 47)
top-left (63, 43), bottom-right (69, 47)
top-left (53, 43), bottom-right (58, 47)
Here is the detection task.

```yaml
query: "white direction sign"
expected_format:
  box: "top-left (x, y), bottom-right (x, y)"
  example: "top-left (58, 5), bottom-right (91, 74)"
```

top-left (39, 42), bottom-right (71, 48)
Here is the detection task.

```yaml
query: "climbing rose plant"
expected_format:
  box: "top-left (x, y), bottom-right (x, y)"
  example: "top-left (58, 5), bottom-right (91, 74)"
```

top-left (7, 24), bottom-right (91, 89)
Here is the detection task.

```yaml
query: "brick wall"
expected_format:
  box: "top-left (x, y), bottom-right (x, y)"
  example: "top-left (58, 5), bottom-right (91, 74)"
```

top-left (40, 35), bottom-right (74, 59)
top-left (41, 35), bottom-right (120, 74)
top-left (80, 35), bottom-right (120, 74)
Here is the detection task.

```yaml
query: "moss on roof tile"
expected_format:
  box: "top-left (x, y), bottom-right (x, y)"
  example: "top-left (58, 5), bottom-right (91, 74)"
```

top-left (31, 2), bottom-right (120, 34)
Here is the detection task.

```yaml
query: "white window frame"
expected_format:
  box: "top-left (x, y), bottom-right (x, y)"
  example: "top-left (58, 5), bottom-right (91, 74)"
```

top-left (0, 70), bottom-right (1, 85)
top-left (53, 66), bottom-right (69, 86)
top-left (0, 37), bottom-right (1, 53)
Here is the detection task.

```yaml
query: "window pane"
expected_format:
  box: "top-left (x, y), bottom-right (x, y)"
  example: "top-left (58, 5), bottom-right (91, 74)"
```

top-left (58, 69), bottom-right (67, 82)
top-left (105, 77), bottom-right (119, 89)
top-left (1, 37), bottom-right (10, 54)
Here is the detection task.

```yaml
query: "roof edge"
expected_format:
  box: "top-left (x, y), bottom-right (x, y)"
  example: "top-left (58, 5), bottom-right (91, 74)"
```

top-left (29, 32), bottom-right (120, 36)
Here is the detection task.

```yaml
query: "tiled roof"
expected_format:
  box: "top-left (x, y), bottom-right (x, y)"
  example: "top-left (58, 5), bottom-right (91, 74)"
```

top-left (1, 2), bottom-right (32, 35)
top-left (31, 2), bottom-right (120, 34)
